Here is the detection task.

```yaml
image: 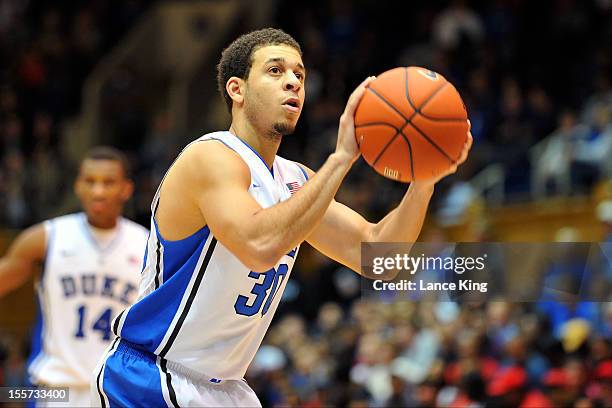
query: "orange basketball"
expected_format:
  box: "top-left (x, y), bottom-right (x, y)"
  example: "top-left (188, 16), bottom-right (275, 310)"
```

top-left (354, 67), bottom-right (468, 183)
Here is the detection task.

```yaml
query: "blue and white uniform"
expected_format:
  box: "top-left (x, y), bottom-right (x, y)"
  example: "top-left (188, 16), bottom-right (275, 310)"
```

top-left (29, 213), bottom-right (147, 407)
top-left (93, 132), bottom-right (309, 407)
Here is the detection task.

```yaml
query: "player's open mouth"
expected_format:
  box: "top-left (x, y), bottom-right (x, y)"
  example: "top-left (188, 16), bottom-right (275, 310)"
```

top-left (282, 98), bottom-right (300, 113)
top-left (91, 201), bottom-right (108, 211)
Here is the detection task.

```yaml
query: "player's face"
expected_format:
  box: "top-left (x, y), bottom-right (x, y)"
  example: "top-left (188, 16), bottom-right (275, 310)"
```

top-left (74, 159), bottom-right (134, 228)
top-left (244, 44), bottom-right (305, 136)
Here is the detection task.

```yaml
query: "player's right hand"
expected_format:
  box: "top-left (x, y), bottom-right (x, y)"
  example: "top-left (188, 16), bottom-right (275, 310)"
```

top-left (334, 76), bottom-right (376, 165)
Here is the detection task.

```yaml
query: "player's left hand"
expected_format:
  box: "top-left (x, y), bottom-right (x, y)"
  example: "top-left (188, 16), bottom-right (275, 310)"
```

top-left (411, 120), bottom-right (473, 188)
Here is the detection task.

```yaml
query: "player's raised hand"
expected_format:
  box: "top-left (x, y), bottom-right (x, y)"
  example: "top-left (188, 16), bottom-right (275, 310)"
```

top-left (334, 76), bottom-right (376, 165)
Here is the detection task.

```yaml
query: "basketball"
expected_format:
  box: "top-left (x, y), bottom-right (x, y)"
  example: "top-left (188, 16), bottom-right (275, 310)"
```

top-left (354, 67), bottom-right (469, 183)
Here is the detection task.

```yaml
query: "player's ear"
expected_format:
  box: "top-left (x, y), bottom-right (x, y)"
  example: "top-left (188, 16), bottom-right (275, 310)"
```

top-left (121, 180), bottom-right (135, 202)
top-left (226, 77), bottom-right (244, 105)
top-left (73, 175), bottom-right (83, 199)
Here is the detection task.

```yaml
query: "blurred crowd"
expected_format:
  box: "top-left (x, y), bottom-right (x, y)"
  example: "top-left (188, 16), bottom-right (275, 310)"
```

top-left (1, 0), bottom-right (610, 228)
top-left (0, 0), bottom-right (148, 228)
top-left (274, 0), bottom-right (612, 218)
top-left (2, 1), bottom-right (612, 407)
top-left (249, 298), bottom-right (612, 407)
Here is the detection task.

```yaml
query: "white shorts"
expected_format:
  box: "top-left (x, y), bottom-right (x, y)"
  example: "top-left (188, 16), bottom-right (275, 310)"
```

top-left (91, 339), bottom-right (261, 407)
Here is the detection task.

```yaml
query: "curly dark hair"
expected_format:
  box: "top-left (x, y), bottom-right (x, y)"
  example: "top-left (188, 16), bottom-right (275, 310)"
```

top-left (216, 28), bottom-right (302, 113)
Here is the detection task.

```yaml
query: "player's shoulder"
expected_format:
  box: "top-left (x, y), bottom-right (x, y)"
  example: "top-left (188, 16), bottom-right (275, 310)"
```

top-left (47, 212), bottom-right (82, 224)
top-left (177, 132), bottom-right (251, 183)
top-left (119, 217), bottom-right (149, 239)
top-left (45, 212), bottom-right (84, 231)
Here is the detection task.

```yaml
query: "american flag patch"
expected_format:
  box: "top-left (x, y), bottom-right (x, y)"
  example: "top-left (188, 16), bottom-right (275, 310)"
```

top-left (286, 181), bottom-right (301, 194)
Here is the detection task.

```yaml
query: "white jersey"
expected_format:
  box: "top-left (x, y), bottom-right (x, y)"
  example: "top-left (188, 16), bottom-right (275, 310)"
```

top-left (113, 131), bottom-right (309, 380)
top-left (28, 213), bottom-right (148, 386)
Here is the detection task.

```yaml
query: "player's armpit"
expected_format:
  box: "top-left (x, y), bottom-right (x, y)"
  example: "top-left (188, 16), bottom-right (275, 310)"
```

top-left (297, 164), bottom-right (373, 275)
top-left (181, 142), bottom-right (281, 271)
top-left (0, 223), bottom-right (46, 297)
top-left (306, 199), bottom-right (374, 275)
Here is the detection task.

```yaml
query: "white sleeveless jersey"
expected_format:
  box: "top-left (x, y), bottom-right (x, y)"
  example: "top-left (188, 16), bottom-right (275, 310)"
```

top-left (28, 213), bottom-right (148, 386)
top-left (113, 131), bottom-right (309, 380)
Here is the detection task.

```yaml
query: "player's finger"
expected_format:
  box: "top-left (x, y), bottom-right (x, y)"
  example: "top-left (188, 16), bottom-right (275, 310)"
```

top-left (345, 76), bottom-right (376, 115)
top-left (346, 76), bottom-right (375, 109)
top-left (467, 119), bottom-right (471, 131)
top-left (457, 132), bottom-right (473, 164)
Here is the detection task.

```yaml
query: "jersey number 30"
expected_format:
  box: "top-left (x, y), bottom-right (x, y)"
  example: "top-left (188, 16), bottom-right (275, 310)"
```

top-left (234, 264), bottom-right (288, 317)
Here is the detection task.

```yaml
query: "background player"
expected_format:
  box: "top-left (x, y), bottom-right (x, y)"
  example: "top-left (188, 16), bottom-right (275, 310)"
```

top-left (93, 28), bottom-right (471, 407)
top-left (0, 147), bottom-right (148, 406)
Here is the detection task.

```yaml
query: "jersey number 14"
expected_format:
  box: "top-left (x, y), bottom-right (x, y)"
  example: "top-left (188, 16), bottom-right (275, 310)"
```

top-left (74, 305), bottom-right (113, 340)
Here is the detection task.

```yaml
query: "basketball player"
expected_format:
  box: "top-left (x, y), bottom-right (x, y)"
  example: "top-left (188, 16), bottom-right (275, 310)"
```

top-left (93, 28), bottom-right (472, 407)
top-left (0, 147), bottom-right (148, 406)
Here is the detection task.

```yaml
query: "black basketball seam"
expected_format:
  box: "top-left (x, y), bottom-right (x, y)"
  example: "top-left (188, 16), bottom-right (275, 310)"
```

top-left (372, 129), bottom-right (402, 166)
top-left (407, 121), bottom-right (456, 163)
top-left (368, 87), bottom-right (409, 121)
top-left (417, 82), bottom-right (448, 112)
top-left (404, 67), bottom-right (417, 111)
top-left (406, 68), bottom-right (466, 121)
top-left (355, 122), bottom-right (400, 131)
top-left (399, 129), bottom-right (415, 181)
top-left (417, 114), bottom-right (467, 122)
top-left (355, 123), bottom-right (400, 148)
top-left (367, 70), bottom-right (461, 176)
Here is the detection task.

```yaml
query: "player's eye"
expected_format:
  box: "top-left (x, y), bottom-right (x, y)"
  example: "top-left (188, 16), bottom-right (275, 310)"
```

top-left (294, 72), bottom-right (304, 81)
top-left (269, 66), bottom-right (281, 74)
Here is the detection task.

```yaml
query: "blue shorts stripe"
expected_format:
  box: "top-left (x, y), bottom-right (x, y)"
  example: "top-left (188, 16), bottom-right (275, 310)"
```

top-left (101, 341), bottom-right (167, 407)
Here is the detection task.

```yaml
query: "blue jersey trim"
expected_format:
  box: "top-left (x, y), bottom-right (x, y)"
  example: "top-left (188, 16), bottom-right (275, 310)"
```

top-left (297, 164), bottom-right (309, 181)
top-left (120, 227), bottom-right (212, 352)
top-left (231, 133), bottom-right (274, 177)
top-left (26, 289), bottom-right (44, 382)
top-left (141, 244), bottom-right (148, 274)
top-left (152, 217), bottom-right (209, 283)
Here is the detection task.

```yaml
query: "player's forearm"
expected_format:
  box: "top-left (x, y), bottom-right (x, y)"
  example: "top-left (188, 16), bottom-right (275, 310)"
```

top-left (0, 259), bottom-right (34, 297)
top-left (369, 183), bottom-right (434, 243)
top-left (248, 153), bottom-right (352, 267)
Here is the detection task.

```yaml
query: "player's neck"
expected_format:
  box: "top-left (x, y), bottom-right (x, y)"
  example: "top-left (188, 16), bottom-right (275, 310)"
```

top-left (229, 121), bottom-right (280, 170)
top-left (86, 215), bottom-right (118, 230)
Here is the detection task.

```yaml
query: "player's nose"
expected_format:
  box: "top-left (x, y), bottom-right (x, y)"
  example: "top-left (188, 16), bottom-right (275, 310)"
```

top-left (283, 72), bottom-right (301, 92)
top-left (91, 182), bottom-right (107, 196)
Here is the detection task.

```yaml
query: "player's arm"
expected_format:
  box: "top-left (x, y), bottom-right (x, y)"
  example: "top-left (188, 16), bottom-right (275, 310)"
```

top-left (303, 131), bottom-right (472, 276)
top-left (0, 223), bottom-right (46, 297)
top-left (181, 78), bottom-right (376, 272)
